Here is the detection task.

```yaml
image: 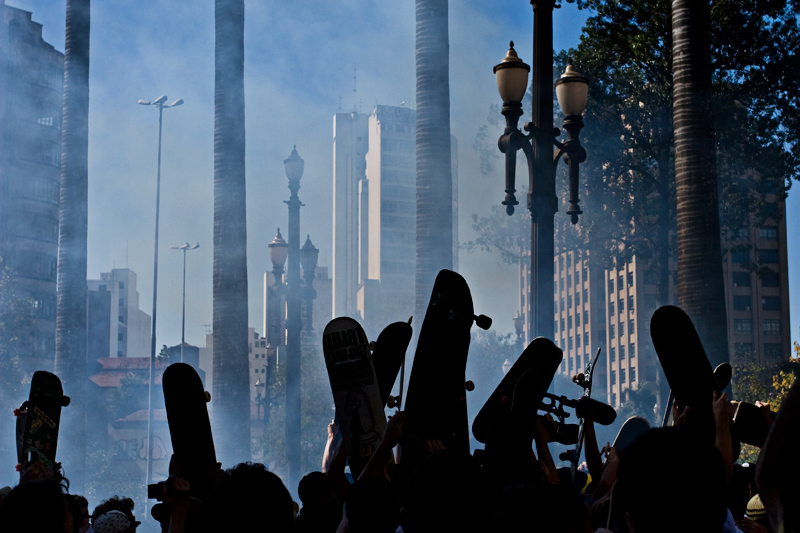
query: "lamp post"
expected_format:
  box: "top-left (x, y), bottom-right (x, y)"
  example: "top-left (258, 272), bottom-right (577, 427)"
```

top-left (513, 311), bottom-right (524, 353)
top-left (170, 242), bottom-right (199, 363)
top-left (300, 235), bottom-right (319, 340)
top-left (494, 29), bottom-right (588, 344)
top-left (268, 230), bottom-right (288, 347)
top-left (283, 145), bottom-right (304, 493)
top-left (254, 369), bottom-right (271, 425)
top-left (138, 95), bottom-right (183, 493)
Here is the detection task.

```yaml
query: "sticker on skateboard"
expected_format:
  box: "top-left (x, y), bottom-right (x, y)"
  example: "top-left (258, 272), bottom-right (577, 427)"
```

top-left (15, 371), bottom-right (70, 468)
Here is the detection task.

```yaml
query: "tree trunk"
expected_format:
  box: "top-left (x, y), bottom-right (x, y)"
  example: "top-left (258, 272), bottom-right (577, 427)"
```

top-left (54, 0), bottom-right (90, 493)
top-left (212, 0), bottom-right (249, 467)
top-left (671, 0), bottom-right (729, 367)
top-left (415, 0), bottom-right (453, 319)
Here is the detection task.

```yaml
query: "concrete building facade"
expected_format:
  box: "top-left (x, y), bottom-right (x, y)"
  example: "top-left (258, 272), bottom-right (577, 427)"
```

top-left (0, 6), bottom-right (64, 369)
top-left (87, 269), bottom-right (151, 359)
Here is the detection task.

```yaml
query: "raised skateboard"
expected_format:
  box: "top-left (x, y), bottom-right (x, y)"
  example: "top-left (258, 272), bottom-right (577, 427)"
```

top-left (403, 270), bottom-right (491, 452)
top-left (732, 401), bottom-right (777, 447)
top-left (322, 317), bottom-right (386, 469)
top-left (370, 318), bottom-right (413, 409)
top-left (15, 371), bottom-right (70, 468)
top-left (472, 336), bottom-right (563, 444)
top-left (612, 416), bottom-right (651, 453)
top-left (661, 362), bottom-right (732, 427)
top-left (650, 305), bottom-right (719, 442)
top-left (158, 362), bottom-right (216, 499)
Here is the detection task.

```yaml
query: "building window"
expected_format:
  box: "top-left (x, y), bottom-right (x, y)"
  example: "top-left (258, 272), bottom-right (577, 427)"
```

top-left (760, 249), bottom-right (779, 263)
top-left (611, 347), bottom-right (616, 361)
top-left (620, 345), bottom-right (626, 360)
top-left (630, 343), bottom-right (636, 359)
top-left (568, 316), bottom-right (573, 329)
top-left (621, 369), bottom-right (627, 384)
top-left (611, 370), bottom-right (617, 385)
top-left (255, 370), bottom-right (259, 375)
top-left (584, 310), bottom-right (589, 324)
top-left (628, 295), bottom-right (634, 312)
top-left (610, 324), bottom-right (616, 339)
top-left (763, 319), bottom-right (781, 335)
top-left (618, 275), bottom-right (624, 289)
top-left (568, 274), bottom-right (573, 287)
top-left (732, 249), bottom-right (750, 265)
top-left (120, 282), bottom-right (125, 289)
top-left (119, 315), bottom-right (124, 324)
top-left (561, 298), bottom-right (565, 310)
top-left (762, 296), bottom-right (780, 311)
top-left (583, 289), bottom-right (589, 303)
top-left (734, 342), bottom-right (753, 359)
top-left (568, 295), bottom-right (573, 308)
top-left (118, 333), bottom-right (124, 341)
top-left (119, 298), bottom-right (125, 306)
top-left (576, 313), bottom-right (581, 327)
top-left (554, 320), bottom-right (559, 333)
top-left (568, 357), bottom-right (573, 371)
top-left (619, 299), bottom-right (625, 314)
top-left (620, 322), bottom-right (626, 337)
top-left (583, 267), bottom-right (589, 280)
top-left (568, 337), bottom-right (573, 350)
top-left (629, 318), bottom-right (635, 333)
top-left (554, 282), bottom-right (558, 294)
top-left (576, 292), bottom-right (581, 305)
top-left (630, 368), bottom-right (636, 382)
top-left (584, 332), bottom-right (589, 346)
top-left (761, 272), bottom-right (779, 287)
top-left (764, 343), bottom-right (782, 358)
top-left (567, 254), bottom-right (572, 268)
top-left (733, 319), bottom-right (752, 335)
top-left (610, 301), bottom-right (615, 315)
top-left (561, 318), bottom-right (566, 331)
top-left (733, 295), bottom-right (751, 311)
top-left (627, 272), bottom-right (634, 287)
top-left (609, 278), bottom-right (615, 293)
top-left (576, 334), bottom-right (581, 347)
top-left (760, 227), bottom-right (778, 240)
top-left (560, 279), bottom-right (565, 291)
top-left (732, 272), bottom-right (751, 287)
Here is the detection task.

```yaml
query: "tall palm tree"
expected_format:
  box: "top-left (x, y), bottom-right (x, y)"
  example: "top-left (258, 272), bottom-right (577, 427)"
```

top-left (54, 0), bottom-right (90, 492)
top-left (672, 0), bottom-right (729, 367)
top-left (415, 0), bottom-right (453, 319)
top-left (212, 0), bottom-right (250, 466)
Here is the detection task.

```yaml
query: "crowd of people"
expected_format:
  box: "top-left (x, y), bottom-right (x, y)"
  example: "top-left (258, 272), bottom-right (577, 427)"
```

top-left (0, 387), bottom-right (789, 533)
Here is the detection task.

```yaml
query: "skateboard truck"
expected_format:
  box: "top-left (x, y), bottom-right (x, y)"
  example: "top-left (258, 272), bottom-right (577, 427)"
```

top-left (474, 315), bottom-right (492, 330)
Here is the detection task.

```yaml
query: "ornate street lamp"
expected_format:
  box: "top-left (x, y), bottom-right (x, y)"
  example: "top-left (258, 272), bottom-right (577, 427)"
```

top-left (513, 310), bottom-right (524, 352)
top-left (267, 230), bottom-right (288, 347)
top-left (300, 235), bottom-right (319, 337)
top-left (494, 31), bottom-right (588, 345)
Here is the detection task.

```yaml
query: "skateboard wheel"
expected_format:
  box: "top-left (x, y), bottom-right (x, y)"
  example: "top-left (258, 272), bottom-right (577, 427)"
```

top-left (60, 395), bottom-right (71, 407)
top-left (465, 380), bottom-right (475, 392)
top-left (500, 395), bottom-right (511, 406)
top-left (387, 396), bottom-right (397, 408)
top-left (204, 391), bottom-right (211, 402)
top-left (572, 373), bottom-right (584, 385)
top-left (474, 314), bottom-right (492, 330)
top-left (369, 341), bottom-right (376, 353)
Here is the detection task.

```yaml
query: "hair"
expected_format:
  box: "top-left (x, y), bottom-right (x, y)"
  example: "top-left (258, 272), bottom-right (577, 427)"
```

top-left (401, 450), bottom-right (491, 533)
top-left (616, 426), bottom-right (727, 533)
top-left (202, 462), bottom-right (294, 533)
top-left (298, 471), bottom-right (335, 507)
top-left (65, 494), bottom-right (89, 533)
top-left (0, 480), bottom-right (68, 533)
top-left (345, 478), bottom-right (398, 533)
top-left (498, 483), bottom-right (590, 533)
top-left (91, 495), bottom-right (135, 524)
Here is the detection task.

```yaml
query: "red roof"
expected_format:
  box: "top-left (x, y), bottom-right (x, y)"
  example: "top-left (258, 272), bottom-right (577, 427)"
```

top-left (89, 357), bottom-right (167, 387)
top-left (89, 372), bottom-right (164, 388)
top-left (117, 409), bottom-right (167, 422)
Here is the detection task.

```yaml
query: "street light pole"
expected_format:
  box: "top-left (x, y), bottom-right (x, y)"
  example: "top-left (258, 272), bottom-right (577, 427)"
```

top-left (268, 230), bottom-right (288, 348)
top-left (283, 146), bottom-right (304, 493)
top-left (170, 242), bottom-right (200, 362)
top-left (138, 95), bottom-right (183, 494)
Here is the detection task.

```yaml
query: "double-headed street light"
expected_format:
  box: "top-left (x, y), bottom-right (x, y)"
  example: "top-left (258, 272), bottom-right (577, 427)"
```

top-left (138, 94), bottom-right (184, 502)
top-left (170, 242), bottom-right (200, 363)
top-left (494, 29), bottom-right (588, 345)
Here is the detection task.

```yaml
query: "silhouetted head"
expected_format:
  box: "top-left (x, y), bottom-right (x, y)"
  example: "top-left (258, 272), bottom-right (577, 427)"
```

top-left (91, 495), bottom-right (138, 531)
top-left (345, 478), bottom-right (398, 533)
top-left (0, 480), bottom-right (70, 533)
top-left (400, 450), bottom-right (490, 533)
top-left (202, 462), bottom-right (294, 533)
top-left (498, 483), bottom-right (591, 533)
top-left (616, 426), bottom-right (727, 533)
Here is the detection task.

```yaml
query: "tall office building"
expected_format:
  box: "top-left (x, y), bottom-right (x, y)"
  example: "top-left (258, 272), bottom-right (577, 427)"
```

top-left (332, 112), bottom-right (369, 319)
top-left (0, 6), bottom-right (64, 369)
top-left (332, 105), bottom-right (458, 332)
top-left (521, 192), bottom-right (791, 408)
top-left (87, 269), bottom-right (151, 359)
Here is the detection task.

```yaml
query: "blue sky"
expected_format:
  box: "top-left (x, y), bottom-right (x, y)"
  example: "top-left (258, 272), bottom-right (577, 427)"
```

top-left (10, 0), bottom-right (798, 350)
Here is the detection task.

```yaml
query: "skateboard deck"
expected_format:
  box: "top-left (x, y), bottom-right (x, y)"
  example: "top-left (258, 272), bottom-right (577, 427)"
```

top-left (650, 305), bottom-right (718, 442)
top-left (472, 336), bottom-right (563, 444)
top-left (371, 318), bottom-right (413, 408)
top-left (565, 348), bottom-right (602, 479)
top-left (403, 270), bottom-right (490, 452)
top-left (161, 363), bottom-right (216, 498)
top-left (661, 362), bottom-right (732, 427)
top-left (16, 371), bottom-right (70, 467)
top-left (322, 317), bottom-right (387, 465)
top-left (612, 416), bottom-right (651, 453)
top-left (732, 401), bottom-right (777, 447)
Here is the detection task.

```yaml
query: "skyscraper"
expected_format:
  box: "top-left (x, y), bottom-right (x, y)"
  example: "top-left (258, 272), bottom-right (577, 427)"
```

top-left (0, 6), bottom-right (64, 370)
top-left (87, 269), bottom-right (151, 360)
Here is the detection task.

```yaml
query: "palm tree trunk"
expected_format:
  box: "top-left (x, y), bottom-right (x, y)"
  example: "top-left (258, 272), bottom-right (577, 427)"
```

top-left (415, 0), bottom-right (453, 319)
top-left (672, 0), bottom-right (729, 367)
top-left (212, 0), bottom-right (250, 466)
top-left (54, 0), bottom-right (90, 493)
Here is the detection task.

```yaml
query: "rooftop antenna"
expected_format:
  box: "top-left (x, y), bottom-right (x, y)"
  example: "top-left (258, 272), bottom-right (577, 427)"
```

top-left (352, 65), bottom-right (358, 114)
